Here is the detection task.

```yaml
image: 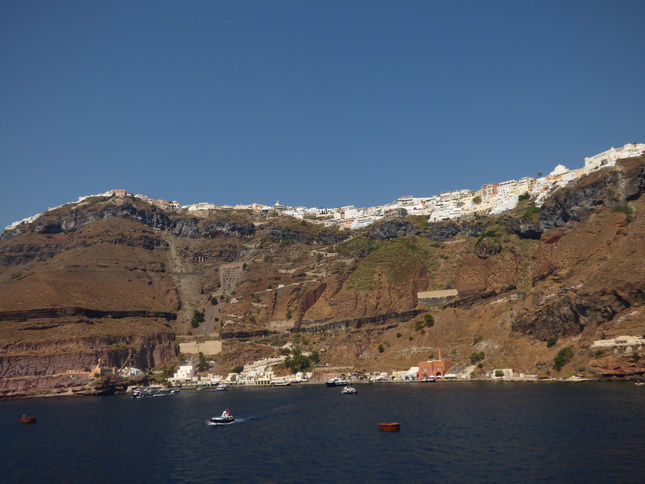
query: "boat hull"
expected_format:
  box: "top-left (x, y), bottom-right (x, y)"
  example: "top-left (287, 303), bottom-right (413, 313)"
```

top-left (326, 380), bottom-right (350, 387)
top-left (379, 422), bottom-right (400, 432)
top-left (209, 417), bottom-right (234, 425)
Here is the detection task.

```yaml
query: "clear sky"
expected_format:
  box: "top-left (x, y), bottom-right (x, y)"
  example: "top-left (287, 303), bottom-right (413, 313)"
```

top-left (1, 1), bottom-right (644, 230)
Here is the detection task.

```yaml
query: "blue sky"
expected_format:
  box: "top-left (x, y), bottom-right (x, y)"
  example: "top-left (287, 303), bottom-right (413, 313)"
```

top-left (1, 1), bottom-right (644, 230)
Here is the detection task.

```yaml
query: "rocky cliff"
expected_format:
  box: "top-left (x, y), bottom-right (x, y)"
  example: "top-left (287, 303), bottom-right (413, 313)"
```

top-left (1, 156), bottom-right (644, 397)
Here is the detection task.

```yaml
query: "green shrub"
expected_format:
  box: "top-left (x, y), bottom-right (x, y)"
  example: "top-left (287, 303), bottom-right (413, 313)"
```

top-left (523, 203), bottom-right (541, 219)
top-left (378, 344), bottom-right (384, 353)
top-left (190, 310), bottom-right (205, 328)
top-left (611, 204), bottom-right (633, 223)
top-left (546, 337), bottom-right (558, 348)
top-left (470, 351), bottom-right (485, 364)
top-left (473, 335), bottom-right (483, 345)
top-left (424, 314), bottom-right (435, 327)
top-left (494, 369), bottom-right (504, 377)
top-left (396, 332), bottom-right (402, 338)
top-left (553, 347), bottom-right (574, 371)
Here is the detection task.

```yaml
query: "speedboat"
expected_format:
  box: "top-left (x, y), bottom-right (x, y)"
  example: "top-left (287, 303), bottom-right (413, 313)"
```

top-left (326, 377), bottom-right (351, 387)
top-left (216, 383), bottom-right (228, 391)
top-left (21, 415), bottom-right (37, 424)
top-left (210, 410), bottom-right (235, 425)
top-left (341, 386), bottom-right (357, 395)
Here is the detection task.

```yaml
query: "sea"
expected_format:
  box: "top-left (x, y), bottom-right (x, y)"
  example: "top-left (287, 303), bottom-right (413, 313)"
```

top-left (1, 382), bottom-right (644, 483)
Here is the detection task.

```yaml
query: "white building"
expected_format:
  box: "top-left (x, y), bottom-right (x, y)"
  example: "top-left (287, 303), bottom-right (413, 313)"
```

top-left (169, 364), bottom-right (195, 384)
top-left (584, 143), bottom-right (645, 173)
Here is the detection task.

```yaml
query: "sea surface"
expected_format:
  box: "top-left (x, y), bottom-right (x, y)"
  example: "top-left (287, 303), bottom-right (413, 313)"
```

top-left (1, 382), bottom-right (644, 483)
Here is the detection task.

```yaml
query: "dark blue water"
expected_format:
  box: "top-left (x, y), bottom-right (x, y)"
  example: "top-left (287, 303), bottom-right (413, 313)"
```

top-left (1, 382), bottom-right (644, 483)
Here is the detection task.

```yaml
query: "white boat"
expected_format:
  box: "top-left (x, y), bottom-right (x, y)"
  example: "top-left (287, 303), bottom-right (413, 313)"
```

top-left (326, 377), bottom-right (351, 387)
top-left (216, 383), bottom-right (228, 391)
top-left (341, 386), bottom-right (357, 395)
top-left (210, 410), bottom-right (234, 425)
top-left (271, 379), bottom-right (291, 386)
top-left (419, 376), bottom-right (436, 383)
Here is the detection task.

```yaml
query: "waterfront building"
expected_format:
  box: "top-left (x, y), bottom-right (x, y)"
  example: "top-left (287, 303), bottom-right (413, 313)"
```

top-left (417, 351), bottom-right (449, 379)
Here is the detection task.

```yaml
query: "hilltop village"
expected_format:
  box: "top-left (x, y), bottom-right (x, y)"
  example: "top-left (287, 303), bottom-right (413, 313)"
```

top-left (6, 143), bottom-right (644, 232)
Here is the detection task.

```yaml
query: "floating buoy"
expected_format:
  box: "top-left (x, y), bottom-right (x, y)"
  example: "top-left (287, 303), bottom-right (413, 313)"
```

top-left (379, 422), bottom-right (400, 432)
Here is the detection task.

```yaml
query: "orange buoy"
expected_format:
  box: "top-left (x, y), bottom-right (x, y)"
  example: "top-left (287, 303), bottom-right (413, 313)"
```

top-left (379, 422), bottom-right (400, 431)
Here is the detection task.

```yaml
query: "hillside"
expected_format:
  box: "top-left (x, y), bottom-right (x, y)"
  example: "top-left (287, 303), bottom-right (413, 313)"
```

top-left (1, 157), bottom-right (644, 396)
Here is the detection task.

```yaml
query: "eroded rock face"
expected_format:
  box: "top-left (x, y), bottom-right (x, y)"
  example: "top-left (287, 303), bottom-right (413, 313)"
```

top-left (0, 332), bottom-right (178, 379)
top-left (369, 220), bottom-right (417, 240)
top-left (171, 218), bottom-right (255, 238)
top-left (512, 288), bottom-right (645, 341)
top-left (267, 226), bottom-right (348, 245)
top-left (474, 239), bottom-right (501, 259)
top-left (509, 160), bottom-right (645, 239)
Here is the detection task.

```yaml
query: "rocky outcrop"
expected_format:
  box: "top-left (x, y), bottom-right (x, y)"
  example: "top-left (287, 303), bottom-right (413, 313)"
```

top-left (0, 307), bottom-right (176, 322)
top-left (0, 374), bottom-right (118, 399)
top-left (0, 332), bottom-right (178, 379)
top-left (267, 226), bottom-right (348, 245)
top-left (420, 220), bottom-right (487, 241)
top-left (170, 218), bottom-right (255, 238)
top-left (512, 288), bottom-right (645, 341)
top-left (474, 239), bottom-right (502, 259)
top-left (369, 220), bottom-right (417, 240)
top-left (297, 309), bottom-right (425, 334)
top-left (1, 197), bottom-right (256, 242)
top-left (509, 159), bottom-right (645, 239)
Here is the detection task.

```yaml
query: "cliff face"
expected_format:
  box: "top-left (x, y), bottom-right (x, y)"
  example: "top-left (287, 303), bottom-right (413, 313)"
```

top-left (1, 157), bottom-right (645, 397)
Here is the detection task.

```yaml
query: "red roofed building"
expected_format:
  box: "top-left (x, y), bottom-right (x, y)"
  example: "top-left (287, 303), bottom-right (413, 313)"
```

top-left (417, 350), bottom-right (450, 379)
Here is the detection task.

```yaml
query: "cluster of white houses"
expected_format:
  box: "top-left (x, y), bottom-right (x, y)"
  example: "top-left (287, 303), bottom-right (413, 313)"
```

top-left (6, 144), bottom-right (644, 232)
top-left (167, 355), bottom-right (313, 386)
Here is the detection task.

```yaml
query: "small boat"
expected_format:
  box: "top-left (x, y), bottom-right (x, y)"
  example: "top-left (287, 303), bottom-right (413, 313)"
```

top-left (21, 415), bottom-right (37, 424)
top-left (341, 386), bottom-right (357, 395)
top-left (379, 422), bottom-right (400, 432)
top-left (635, 382), bottom-right (645, 386)
top-left (271, 379), bottom-right (291, 386)
top-left (326, 377), bottom-right (351, 387)
top-left (210, 410), bottom-right (235, 425)
top-left (216, 383), bottom-right (228, 391)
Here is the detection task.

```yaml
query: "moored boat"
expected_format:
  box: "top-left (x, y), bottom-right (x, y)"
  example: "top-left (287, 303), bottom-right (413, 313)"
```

top-left (210, 410), bottom-right (235, 425)
top-left (326, 377), bottom-right (351, 387)
top-left (341, 386), bottom-right (357, 395)
top-left (271, 379), bottom-right (291, 386)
